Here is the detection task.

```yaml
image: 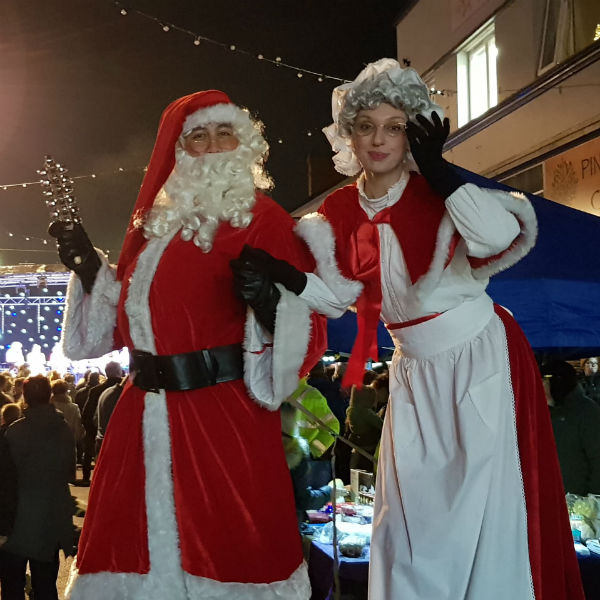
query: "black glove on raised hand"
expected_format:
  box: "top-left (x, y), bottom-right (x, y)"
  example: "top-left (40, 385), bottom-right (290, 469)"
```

top-left (230, 257), bottom-right (281, 334)
top-left (238, 245), bottom-right (307, 295)
top-left (48, 221), bottom-right (101, 294)
top-left (405, 111), bottom-right (465, 198)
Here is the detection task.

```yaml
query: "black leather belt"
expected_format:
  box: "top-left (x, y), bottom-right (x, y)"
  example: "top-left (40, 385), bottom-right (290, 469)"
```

top-left (130, 344), bottom-right (243, 393)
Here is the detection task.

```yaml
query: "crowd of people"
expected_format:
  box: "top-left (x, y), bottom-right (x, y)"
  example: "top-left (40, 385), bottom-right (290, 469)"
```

top-left (0, 362), bottom-right (126, 599)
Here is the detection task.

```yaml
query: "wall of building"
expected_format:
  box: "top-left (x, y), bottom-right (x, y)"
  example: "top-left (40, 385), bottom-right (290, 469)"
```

top-left (395, 0), bottom-right (507, 74)
top-left (395, 0), bottom-right (600, 216)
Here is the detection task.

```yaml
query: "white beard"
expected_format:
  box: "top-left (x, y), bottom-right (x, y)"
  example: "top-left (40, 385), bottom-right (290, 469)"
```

top-left (141, 146), bottom-right (257, 252)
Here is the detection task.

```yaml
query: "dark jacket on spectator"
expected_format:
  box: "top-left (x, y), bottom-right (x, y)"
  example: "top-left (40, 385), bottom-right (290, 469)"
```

top-left (0, 431), bottom-right (17, 537)
top-left (283, 433), bottom-right (331, 524)
top-left (3, 404), bottom-right (76, 561)
top-left (95, 378), bottom-right (126, 454)
top-left (82, 377), bottom-right (122, 441)
top-left (579, 373), bottom-right (600, 406)
top-left (550, 385), bottom-right (600, 496)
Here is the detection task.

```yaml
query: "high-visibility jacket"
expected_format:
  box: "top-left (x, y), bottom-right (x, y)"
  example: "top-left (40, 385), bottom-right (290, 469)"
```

top-left (288, 378), bottom-right (340, 458)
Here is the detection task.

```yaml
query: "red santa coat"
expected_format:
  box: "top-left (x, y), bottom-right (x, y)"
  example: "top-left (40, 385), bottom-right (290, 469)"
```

top-left (62, 193), bottom-right (326, 599)
top-left (296, 175), bottom-right (584, 599)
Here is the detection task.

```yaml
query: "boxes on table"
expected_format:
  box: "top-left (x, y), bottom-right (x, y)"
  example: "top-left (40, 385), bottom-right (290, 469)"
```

top-left (350, 469), bottom-right (375, 505)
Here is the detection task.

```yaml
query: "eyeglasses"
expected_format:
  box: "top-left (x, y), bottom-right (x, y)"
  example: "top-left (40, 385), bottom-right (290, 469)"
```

top-left (352, 120), bottom-right (408, 137)
top-left (181, 123), bottom-right (239, 154)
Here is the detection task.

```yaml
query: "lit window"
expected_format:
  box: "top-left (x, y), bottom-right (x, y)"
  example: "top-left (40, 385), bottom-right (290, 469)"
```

top-left (456, 20), bottom-right (498, 127)
top-left (538, 0), bottom-right (574, 74)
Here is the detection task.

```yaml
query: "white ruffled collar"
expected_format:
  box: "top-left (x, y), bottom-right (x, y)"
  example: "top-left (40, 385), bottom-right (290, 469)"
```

top-left (357, 171), bottom-right (410, 218)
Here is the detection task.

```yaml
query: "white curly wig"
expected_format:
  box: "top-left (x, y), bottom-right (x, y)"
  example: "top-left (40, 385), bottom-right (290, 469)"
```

top-left (323, 58), bottom-right (444, 176)
top-left (141, 103), bottom-right (273, 252)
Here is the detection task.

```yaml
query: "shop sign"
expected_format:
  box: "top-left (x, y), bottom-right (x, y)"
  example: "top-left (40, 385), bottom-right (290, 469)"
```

top-left (543, 136), bottom-right (600, 216)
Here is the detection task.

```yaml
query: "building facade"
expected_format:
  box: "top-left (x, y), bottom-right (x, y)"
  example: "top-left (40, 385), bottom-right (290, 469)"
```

top-left (395, 0), bottom-right (600, 215)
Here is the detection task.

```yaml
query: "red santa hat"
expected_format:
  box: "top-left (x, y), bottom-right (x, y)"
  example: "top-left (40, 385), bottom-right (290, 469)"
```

top-left (117, 90), bottom-right (249, 279)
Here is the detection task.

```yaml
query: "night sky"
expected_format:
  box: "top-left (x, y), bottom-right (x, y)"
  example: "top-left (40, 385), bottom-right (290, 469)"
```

top-left (1, 0), bottom-right (402, 265)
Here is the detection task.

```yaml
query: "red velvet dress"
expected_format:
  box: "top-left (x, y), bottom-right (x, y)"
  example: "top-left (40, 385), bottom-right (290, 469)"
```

top-left (66, 194), bottom-right (326, 599)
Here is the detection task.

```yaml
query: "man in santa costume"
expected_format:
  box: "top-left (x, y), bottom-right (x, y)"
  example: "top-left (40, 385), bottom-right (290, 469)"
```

top-left (242, 59), bottom-right (583, 599)
top-left (51, 90), bottom-right (326, 599)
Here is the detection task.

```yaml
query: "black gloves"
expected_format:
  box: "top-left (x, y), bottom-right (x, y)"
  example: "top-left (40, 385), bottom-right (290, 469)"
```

top-left (240, 244), bottom-right (306, 296)
top-left (406, 111), bottom-right (465, 198)
top-left (48, 221), bottom-right (101, 294)
top-left (236, 245), bottom-right (307, 295)
top-left (231, 245), bottom-right (309, 333)
top-left (230, 255), bottom-right (281, 334)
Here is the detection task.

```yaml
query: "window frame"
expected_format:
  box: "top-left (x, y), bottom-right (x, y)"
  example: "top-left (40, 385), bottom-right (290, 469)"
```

top-left (456, 19), bottom-right (498, 128)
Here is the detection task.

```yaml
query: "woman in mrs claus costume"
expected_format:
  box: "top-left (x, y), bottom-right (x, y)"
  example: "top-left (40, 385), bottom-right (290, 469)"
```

top-left (242, 59), bottom-right (583, 599)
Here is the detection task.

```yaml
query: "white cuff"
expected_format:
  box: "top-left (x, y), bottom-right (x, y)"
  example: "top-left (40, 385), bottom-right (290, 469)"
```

top-left (243, 284), bottom-right (311, 410)
top-left (299, 273), bottom-right (348, 318)
top-left (61, 250), bottom-right (121, 360)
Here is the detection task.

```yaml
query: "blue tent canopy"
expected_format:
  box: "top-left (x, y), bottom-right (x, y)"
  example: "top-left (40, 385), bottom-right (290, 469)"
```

top-left (326, 169), bottom-right (600, 359)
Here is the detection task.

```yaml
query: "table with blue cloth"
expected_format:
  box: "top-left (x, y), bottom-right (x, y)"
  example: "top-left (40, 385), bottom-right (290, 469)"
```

top-left (308, 540), bottom-right (600, 600)
top-left (308, 540), bottom-right (369, 600)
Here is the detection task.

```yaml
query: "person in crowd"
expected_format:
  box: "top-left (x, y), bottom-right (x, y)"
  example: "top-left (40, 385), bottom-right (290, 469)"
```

top-left (5, 342), bottom-right (24, 369)
top-left (361, 369), bottom-right (378, 386)
top-left (372, 371), bottom-right (389, 413)
top-left (63, 373), bottom-right (76, 399)
top-left (542, 360), bottom-right (600, 496)
top-left (346, 384), bottom-right (383, 472)
top-left (241, 58), bottom-right (583, 598)
top-left (52, 89), bottom-right (325, 599)
top-left (0, 375), bottom-right (75, 600)
top-left (0, 413), bottom-right (18, 575)
top-left (579, 356), bottom-right (600, 405)
top-left (307, 360), bottom-right (347, 430)
top-left (15, 365), bottom-right (29, 380)
top-left (50, 379), bottom-right (84, 446)
top-left (95, 376), bottom-right (126, 455)
top-left (74, 370), bottom-right (91, 391)
top-left (11, 377), bottom-right (25, 406)
top-left (47, 370), bottom-right (61, 381)
top-left (78, 361), bottom-right (122, 484)
top-left (280, 401), bottom-right (335, 526)
top-left (73, 370), bottom-right (100, 470)
top-left (73, 371), bottom-right (100, 413)
top-left (25, 344), bottom-right (46, 376)
top-left (0, 373), bottom-right (14, 408)
top-left (0, 403), bottom-right (22, 435)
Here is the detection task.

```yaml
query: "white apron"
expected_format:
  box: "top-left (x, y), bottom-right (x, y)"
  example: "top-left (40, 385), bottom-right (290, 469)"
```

top-left (369, 293), bottom-right (534, 600)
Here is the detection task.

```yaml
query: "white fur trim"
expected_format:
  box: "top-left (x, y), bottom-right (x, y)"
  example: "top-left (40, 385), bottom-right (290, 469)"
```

top-left (61, 250), bottom-right (121, 360)
top-left (67, 561), bottom-right (310, 599)
top-left (470, 189), bottom-right (538, 280)
top-left (296, 213), bottom-right (363, 306)
top-left (67, 229), bottom-right (188, 599)
top-left (243, 284), bottom-right (312, 411)
top-left (410, 211), bottom-right (457, 305)
top-left (182, 104), bottom-right (251, 136)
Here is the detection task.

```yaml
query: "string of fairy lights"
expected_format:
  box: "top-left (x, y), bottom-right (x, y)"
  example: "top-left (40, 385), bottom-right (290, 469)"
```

top-left (0, 1), bottom-right (457, 249)
top-left (112, 1), bottom-right (351, 85)
top-left (0, 166), bottom-right (146, 253)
